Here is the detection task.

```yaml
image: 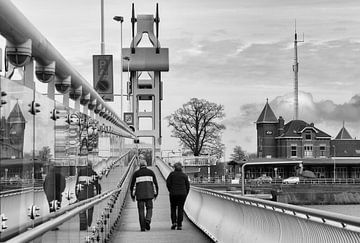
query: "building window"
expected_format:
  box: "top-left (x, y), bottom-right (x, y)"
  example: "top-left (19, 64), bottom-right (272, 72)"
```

top-left (305, 132), bottom-right (312, 140)
top-left (319, 145), bottom-right (326, 157)
top-left (353, 168), bottom-right (360, 178)
top-left (337, 167), bottom-right (347, 179)
top-left (304, 145), bottom-right (313, 158)
top-left (291, 145), bottom-right (297, 157)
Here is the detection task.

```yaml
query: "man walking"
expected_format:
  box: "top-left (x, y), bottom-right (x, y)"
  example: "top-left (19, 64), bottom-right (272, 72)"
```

top-left (43, 165), bottom-right (66, 213)
top-left (166, 162), bottom-right (190, 230)
top-left (130, 159), bottom-right (159, 231)
top-left (76, 162), bottom-right (101, 231)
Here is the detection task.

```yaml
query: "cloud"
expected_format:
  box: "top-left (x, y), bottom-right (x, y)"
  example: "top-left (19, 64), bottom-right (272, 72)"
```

top-left (271, 92), bottom-right (360, 124)
top-left (223, 91), bottom-right (360, 152)
top-left (169, 37), bottom-right (360, 98)
top-left (225, 91), bottom-right (360, 129)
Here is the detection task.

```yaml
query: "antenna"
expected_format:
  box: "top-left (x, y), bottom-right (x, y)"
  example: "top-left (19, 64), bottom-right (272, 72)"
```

top-left (131, 3), bottom-right (137, 54)
top-left (155, 3), bottom-right (160, 54)
top-left (293, 20), bottom-right (304, 120)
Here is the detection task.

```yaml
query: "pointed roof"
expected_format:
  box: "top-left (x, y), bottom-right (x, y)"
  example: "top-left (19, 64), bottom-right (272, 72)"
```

top-left (278, 120), bottom-right (331, 138)
top-left (335, 123), bottom-right (352, 140)
top-left (256, 100), bottom-right (278, 124)
top-left (7, 102), bottom-right (26, 124)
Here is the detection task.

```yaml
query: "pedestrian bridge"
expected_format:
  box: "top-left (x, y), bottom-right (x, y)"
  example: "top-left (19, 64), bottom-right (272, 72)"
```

top-left (1, 0), bottom-right (360, 242)
top-left (3, 156), bottom-right (360, 242)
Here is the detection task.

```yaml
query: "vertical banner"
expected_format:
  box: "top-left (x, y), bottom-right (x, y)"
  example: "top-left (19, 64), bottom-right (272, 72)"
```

top-left (93, 55), bottom-right (114, 101)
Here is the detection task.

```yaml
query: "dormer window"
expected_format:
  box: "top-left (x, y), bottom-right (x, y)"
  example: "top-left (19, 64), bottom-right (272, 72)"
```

top-left (305, 131), bottom-right (312, 140)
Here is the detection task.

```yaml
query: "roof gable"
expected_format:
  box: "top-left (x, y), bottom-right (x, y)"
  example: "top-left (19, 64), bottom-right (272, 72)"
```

top-left (279, 120), bottom-right (331, 138)
top-left (335, 126), bottom-right (352, 140)
top-left (7, 102), bottom-right (26, 124)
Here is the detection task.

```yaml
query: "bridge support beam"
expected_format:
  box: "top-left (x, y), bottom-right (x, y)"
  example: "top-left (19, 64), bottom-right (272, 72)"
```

top-left (122, 5), bottom-right (169, 165)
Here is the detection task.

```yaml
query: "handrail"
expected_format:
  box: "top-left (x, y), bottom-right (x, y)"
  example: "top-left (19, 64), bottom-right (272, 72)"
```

top-left (6, 189), bottom-right (119, 243)
top-left (2, 152), bottom-right (136, 242)
top-left (192, 186), bottom-right (360, 230)
top-left (0, 186), bottom-right (43, 198)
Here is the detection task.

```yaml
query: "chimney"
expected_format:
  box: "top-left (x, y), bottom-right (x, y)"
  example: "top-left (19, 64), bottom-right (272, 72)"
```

top-left (278, 116), bottom-right (284, 135)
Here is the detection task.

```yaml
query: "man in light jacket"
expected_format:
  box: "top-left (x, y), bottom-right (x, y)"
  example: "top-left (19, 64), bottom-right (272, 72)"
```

top-left (130, 159), bottom-right (159, 231)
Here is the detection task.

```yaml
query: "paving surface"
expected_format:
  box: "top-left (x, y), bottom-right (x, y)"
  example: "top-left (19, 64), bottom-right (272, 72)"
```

top-left (111, 167), bottom-right (213, 243)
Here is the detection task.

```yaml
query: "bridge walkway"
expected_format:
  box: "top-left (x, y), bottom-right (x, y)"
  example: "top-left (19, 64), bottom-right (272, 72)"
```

top-left (111, 166), bottom-right (212, 243)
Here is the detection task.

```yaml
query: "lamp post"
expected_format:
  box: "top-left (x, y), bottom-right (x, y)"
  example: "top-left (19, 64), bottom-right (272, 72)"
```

top-left (123, 56), bottom-right (131, 112)
top-left (100, 0), bottom-right (105, 54)
top-left (113, 16), bottom-right (124, 118)
top-left (332, 145), bottom-right (336, 183)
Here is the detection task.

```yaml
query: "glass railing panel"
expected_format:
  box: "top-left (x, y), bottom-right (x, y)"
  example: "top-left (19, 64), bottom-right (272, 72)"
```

top-left (54, 103), bottom-right (77, 208)
top-left (0, 77), bottom-right (135, 241)
top-left (33, 92), bottom-right (56, 222)
top-left (0, 77), bottom-right (36, 236)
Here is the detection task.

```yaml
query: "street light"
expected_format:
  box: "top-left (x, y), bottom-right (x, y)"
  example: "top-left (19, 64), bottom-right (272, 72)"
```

top-left (123, 56), bottom-right (131, 112)
top-left (332, 145), bottom-right (336, 183)
top-left (113, 16), bottom-right (124, 118)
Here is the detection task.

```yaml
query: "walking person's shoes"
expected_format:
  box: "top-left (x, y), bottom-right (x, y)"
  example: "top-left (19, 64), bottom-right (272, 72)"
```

top-left (171, 223), bottom-right (177, 230)
top-left (145, 220), bottom-right (151, 231)
top-left (141, 228), bottom-right (146, 232)
top-left (177, 225), bottom-right (182, 230)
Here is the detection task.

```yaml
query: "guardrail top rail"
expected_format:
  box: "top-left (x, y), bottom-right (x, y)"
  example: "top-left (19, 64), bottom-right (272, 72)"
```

top-left (192, 186), bottom-right (360, 232)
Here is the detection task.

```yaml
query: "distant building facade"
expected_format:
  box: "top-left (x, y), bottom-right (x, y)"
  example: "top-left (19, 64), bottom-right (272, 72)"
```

top-left (250, 100), bottom-right (360, 179)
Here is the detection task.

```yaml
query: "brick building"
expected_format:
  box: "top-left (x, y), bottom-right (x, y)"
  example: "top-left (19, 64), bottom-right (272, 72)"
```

top-left (250, 100), bottom-right (360, 179)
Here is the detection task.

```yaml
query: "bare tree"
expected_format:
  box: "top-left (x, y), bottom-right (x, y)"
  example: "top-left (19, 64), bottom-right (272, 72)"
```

top-left (166, 98), bottom-right (225, 156)
top-left (39, 146), bottom-right (52, 161)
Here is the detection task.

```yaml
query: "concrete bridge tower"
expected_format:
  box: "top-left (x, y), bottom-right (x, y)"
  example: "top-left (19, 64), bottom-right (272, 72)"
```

top-left (122, 4), bottom-right (169, 164)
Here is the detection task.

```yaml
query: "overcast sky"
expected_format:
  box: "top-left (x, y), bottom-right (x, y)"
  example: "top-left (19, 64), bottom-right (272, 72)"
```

top-left (2, 0), bottom-right (360, 159)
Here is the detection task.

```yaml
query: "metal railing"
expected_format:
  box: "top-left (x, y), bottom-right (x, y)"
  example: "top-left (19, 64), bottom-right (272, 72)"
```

top-left (156, 158), bottom-right (360, 243)
top-left (186, 186), bottom-right (360, 243)
top-left (190, 176), bottom-right (360, 185)
top-left (2, 152), bottom-right (136, 242)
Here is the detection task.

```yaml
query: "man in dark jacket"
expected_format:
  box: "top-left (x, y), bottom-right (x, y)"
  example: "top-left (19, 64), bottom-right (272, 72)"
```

top-left (75, 162), bottom-right (101, 231)
top-left (166, 162), bottom-right (190, 230)
top-left (43, 166), bottom-right (66, 213)
top-left (130, 159), bottom-right (159, 231)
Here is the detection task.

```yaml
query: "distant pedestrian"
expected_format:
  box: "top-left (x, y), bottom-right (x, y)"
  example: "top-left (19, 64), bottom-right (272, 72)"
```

top-left (130, 159), bottom-right (159, 232)
top-left (166, 162), bottom-right (190, 230)
top-left (75, 162), bottom-right (101, 231)
top-left (43, 165), bottom-right (66, 213)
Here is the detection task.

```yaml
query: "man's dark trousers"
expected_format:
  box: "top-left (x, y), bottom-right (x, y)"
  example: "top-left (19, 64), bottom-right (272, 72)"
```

top-left (170, 195), bottom-right (187, 227)
top-left (137, 199), bottom-right (153, 230)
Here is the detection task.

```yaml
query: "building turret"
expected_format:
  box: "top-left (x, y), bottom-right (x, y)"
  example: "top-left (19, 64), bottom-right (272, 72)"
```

top-left (7, 102), bottom-right (26, 158)
top-left (256, 99), bottom-right (278, 158)
top-left (335, 122), bottom-right (352, 140)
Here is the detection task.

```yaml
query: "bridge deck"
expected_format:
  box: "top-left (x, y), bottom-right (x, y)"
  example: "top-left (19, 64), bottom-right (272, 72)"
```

top-left (111, 167), bottom-right (212, 243)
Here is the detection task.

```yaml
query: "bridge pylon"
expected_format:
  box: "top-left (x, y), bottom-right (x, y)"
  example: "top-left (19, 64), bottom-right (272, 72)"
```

top-left (122, 4), bottom-right (169, 164)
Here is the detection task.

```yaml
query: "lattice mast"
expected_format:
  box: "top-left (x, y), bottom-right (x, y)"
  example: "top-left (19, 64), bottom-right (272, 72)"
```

top-left (293, 21), bottom-right (304, 120)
